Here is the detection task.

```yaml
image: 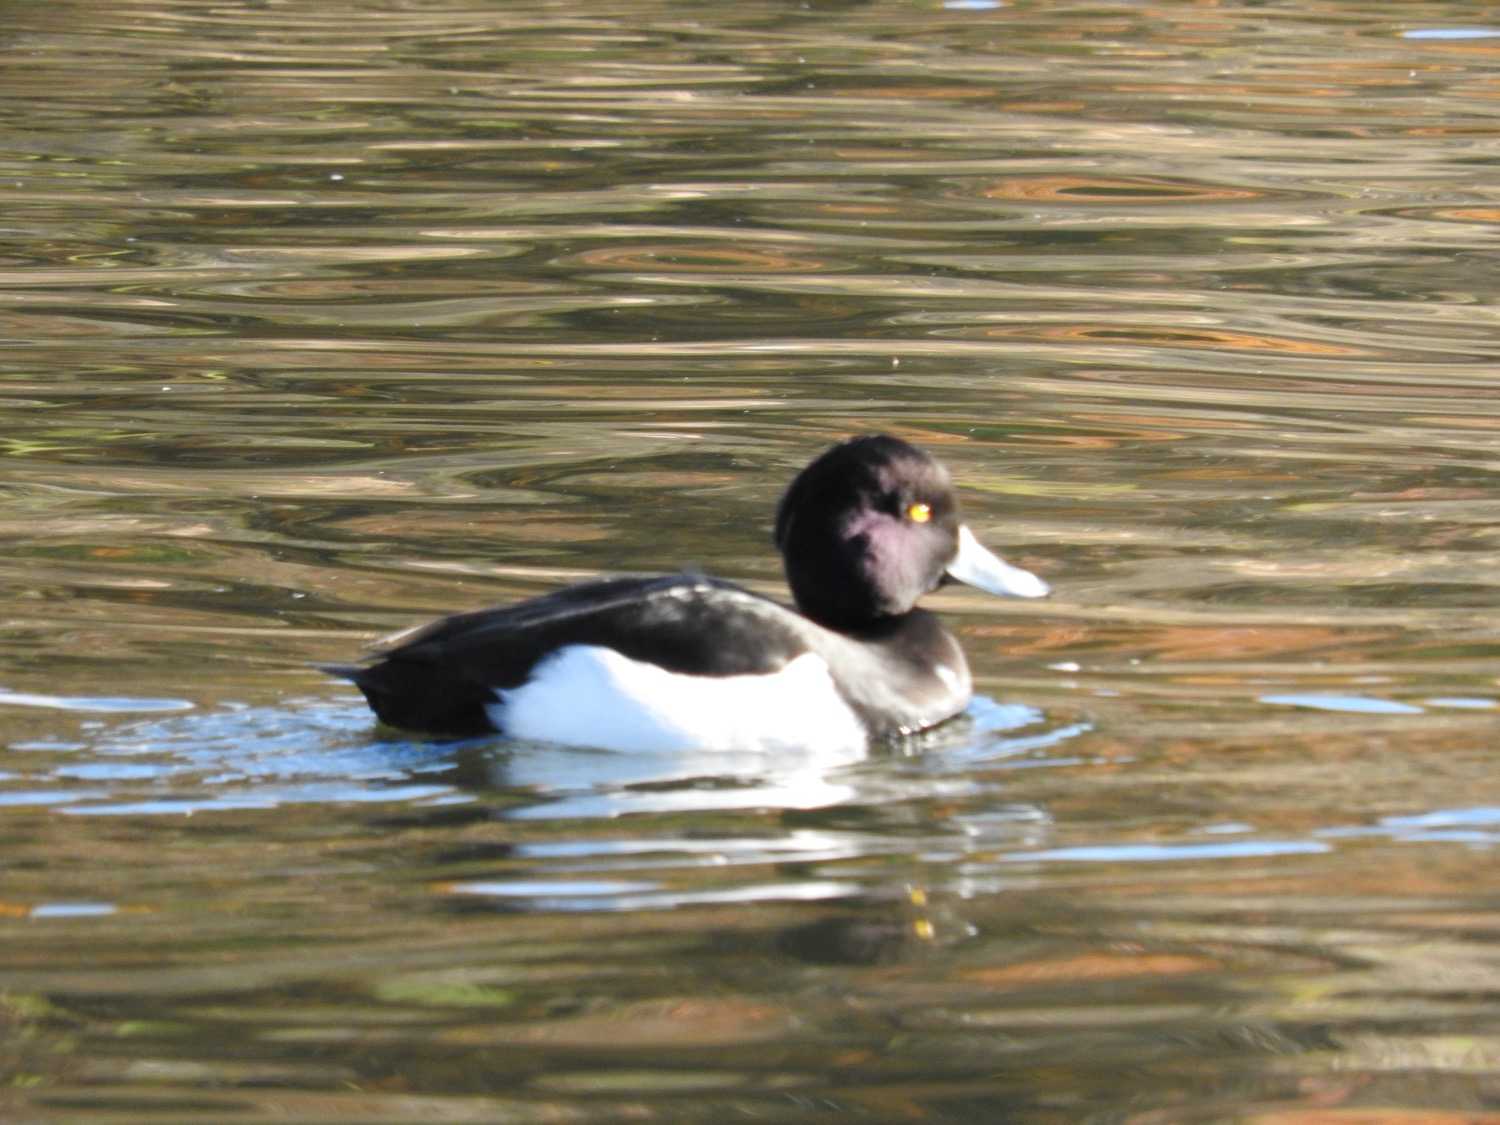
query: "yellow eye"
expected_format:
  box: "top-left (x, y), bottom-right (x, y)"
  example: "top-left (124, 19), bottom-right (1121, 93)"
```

top-left (907, 502), bottom-right (932, 524)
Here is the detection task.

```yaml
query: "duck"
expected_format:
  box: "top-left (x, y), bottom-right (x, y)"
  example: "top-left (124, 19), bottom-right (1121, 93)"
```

top-left (326, 434), bottom-right (1049, 751)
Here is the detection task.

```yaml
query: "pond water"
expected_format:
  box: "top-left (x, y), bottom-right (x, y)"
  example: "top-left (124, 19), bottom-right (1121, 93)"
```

top-left (4, 1), bottom-right (1500, 1120)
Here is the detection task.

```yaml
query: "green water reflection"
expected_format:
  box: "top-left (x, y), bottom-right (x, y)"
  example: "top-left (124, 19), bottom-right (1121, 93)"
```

top-left (3, 0), bottom-right (1500, 1120)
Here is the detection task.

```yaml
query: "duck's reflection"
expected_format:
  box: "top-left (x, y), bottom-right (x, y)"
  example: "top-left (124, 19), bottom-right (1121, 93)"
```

top-left (442, 696), bottom-right (1066, 819)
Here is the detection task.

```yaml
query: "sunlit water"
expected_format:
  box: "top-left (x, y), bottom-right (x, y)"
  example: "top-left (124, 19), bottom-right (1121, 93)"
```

top-left (4, 1), bottom-right (1500, 1120)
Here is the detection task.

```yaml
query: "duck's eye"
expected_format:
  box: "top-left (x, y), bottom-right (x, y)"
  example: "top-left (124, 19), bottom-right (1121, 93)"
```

top-left (906, 502), bottom-right (932, 524)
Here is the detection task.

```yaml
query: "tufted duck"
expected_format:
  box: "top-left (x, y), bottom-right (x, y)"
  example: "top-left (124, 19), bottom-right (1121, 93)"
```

top-left (326, 434), bottom-right (1049, 750)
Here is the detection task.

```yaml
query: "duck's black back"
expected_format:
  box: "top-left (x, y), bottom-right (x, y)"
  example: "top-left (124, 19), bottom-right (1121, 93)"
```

top-left (328, 575), bottom-right (816, 736)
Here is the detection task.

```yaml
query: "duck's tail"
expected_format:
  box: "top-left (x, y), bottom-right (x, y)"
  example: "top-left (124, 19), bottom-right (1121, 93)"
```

top-left (318, 660), bottom-right (496, 737)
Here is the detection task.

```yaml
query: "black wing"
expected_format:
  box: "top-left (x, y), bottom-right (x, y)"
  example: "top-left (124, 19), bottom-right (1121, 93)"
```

top-left (326, 575), bottom-right (815, 736)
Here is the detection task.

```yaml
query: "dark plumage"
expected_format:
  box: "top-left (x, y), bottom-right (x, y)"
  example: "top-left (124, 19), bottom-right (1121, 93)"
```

top-left (327, 435), bottom-right (1048, 749)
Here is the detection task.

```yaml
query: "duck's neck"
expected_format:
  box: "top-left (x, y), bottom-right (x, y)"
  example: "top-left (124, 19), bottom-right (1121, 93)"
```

top-left (827, 610), bottom-right (975, 740)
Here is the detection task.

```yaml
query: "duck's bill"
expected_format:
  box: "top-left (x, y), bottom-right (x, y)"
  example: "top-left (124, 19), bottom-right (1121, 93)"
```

top-left (947, 525), bottom-right (1050, 598)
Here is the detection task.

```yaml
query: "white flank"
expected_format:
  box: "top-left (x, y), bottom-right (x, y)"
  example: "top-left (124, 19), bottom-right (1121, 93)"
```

top-left (489, 645), bottom-right (868, 755)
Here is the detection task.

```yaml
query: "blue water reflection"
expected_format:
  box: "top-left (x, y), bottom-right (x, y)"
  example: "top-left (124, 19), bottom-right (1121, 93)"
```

top-left (3, 691), bottom-right (1082, 820)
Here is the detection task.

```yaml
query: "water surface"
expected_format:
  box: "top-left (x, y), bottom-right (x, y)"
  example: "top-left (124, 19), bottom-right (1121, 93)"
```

top-left (4, 1), bottom-right (1500, 1120)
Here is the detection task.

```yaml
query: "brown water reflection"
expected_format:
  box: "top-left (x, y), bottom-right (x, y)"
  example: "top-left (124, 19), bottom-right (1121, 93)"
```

top-left (4, 0), bottom-right (1500, 1120)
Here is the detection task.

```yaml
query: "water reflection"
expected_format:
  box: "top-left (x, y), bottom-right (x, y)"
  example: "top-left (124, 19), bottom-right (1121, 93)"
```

top-left (5, 0), bottom-right (1500, 1119)
top-left (0, 691), bottom-right (1075, 824)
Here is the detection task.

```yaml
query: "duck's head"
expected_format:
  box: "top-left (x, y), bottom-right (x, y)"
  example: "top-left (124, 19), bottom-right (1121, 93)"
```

top-left (774, 434), bottom-right (1048, 630)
